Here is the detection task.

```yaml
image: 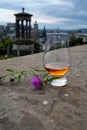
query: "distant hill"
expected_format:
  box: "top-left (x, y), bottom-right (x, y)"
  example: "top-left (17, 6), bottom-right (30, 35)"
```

top-left (60, 28), bottom-right (87, 33)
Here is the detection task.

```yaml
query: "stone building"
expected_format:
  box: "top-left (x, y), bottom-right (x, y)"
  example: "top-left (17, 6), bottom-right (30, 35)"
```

top-left (31, 21), bottom-right (39, 42)
top-left (12, 8), bottom-right (39, 56)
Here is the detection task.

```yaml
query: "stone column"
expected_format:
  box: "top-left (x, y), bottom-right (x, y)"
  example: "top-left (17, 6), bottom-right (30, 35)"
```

top-left (21, 20), bottom-right (24, 38)
top-left (17, 45), bottom-right (20, 56)
top-left (29, 20), bottom-right (31, 38)
top-left (16, 20), bottom-right (20, 38)
top-left (26, 20), bottom-right (28, 38)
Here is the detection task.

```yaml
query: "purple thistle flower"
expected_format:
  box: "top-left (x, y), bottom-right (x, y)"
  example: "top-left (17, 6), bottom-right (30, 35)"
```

top-left (31, 77), bottom-right (43, 89)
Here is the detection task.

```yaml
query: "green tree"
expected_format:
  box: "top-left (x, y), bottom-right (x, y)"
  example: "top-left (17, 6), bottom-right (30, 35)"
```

top-left (0, 38), bottom-right (13, 55)
top-left (0, 42), bottom-right (5, 49)
top-left (76, 37), bottom-right (83, 45)
top-left (69, 36), bottom-right (83, 47)
top-left (3, 38), bottom-right (13, 49)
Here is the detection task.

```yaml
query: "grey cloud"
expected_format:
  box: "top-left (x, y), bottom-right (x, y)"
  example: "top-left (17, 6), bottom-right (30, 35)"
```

top-left (0, 0), bottom-right (87, 29)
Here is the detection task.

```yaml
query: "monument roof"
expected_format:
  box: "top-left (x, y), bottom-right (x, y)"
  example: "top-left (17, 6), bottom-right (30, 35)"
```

top-left (14, 8), bottom-right (33, 17)
top-left (14, 12), bottom-right (32, 17)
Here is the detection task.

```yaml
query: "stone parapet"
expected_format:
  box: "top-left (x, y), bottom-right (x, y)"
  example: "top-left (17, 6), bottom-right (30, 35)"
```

top-left (0, 45), bottom-right (87, 130)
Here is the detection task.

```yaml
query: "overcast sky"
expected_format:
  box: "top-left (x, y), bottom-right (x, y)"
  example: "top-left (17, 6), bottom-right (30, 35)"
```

top-left (0, 0), bottom-right (87, 29)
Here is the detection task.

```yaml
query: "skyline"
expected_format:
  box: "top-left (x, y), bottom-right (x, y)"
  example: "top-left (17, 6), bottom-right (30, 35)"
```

top-left (0, 0), bottom-right (87, 29)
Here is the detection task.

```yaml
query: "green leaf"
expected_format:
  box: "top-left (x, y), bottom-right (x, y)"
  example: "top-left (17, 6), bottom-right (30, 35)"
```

top-left (0, 75), bottom-right (7, 84)
top-left (32, 71), bottom-right (39, 76)
top-left (31, 66), bottom-right (45, 72)
top-left (47, 77), bottom-right (59, 82)
top-left (31, 66), bottom-right (39, 71)
top-left (20, 71), bottom-right (28, 76)
top-left (7, 69), bottom-right (16, 73)
top-left (42, 73), bottom-right (51, 82)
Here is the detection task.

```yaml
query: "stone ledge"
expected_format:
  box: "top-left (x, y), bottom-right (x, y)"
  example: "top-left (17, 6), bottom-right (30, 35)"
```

top-left (0, 45), bottom-right (87, 130)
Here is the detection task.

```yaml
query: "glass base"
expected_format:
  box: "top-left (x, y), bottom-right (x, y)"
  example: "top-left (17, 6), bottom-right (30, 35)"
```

top-left (50, 76), bottom-right (67, 87)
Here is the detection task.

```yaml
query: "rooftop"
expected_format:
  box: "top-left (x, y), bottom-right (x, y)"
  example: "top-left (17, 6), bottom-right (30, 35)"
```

top-left (14, 8), bottom-right (33, 17)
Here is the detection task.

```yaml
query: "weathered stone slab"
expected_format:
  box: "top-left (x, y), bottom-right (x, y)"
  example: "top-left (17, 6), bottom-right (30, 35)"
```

top-left (0, 45), bottom-right (87, 130)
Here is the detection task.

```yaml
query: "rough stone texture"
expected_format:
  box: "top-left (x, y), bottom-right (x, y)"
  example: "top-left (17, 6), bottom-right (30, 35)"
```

top-left (0, 45), bottom-right (87, 130)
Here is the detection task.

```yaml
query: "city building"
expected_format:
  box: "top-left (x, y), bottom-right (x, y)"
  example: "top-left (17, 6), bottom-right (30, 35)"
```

top-left (46, 32), bottom-right (69, 44)
top-left (31, 21), bottom-right (39, 42)
top-left (0, 25), bottom-right (4, 33)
